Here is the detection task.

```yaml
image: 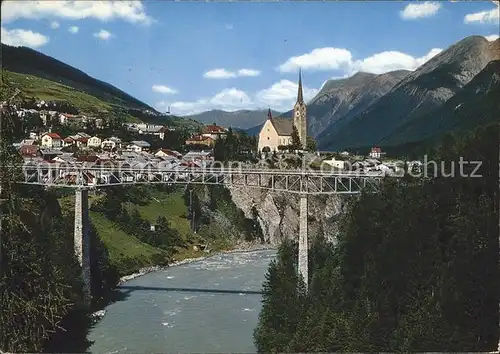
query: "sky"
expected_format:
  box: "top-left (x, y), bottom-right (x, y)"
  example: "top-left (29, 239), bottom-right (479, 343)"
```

top-left (1, 1), bottom-right (499, 116)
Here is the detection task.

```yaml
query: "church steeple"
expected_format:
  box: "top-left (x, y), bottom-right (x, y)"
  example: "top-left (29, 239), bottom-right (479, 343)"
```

top-left (267, 107), bottom-right (272, 120)
top-left (297, 68), bottom-right (304, 103)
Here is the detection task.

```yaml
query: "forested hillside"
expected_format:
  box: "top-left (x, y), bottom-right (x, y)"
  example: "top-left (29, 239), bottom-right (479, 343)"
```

top-left (255, 122), bottom-right (499, 352)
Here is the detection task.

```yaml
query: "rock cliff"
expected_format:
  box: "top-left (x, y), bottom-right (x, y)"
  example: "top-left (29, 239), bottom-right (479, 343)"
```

top-left (229, 185), bottom-right (349, 246)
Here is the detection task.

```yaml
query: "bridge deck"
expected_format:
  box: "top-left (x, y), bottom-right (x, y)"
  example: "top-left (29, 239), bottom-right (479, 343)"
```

top-left (15, 164), bottom-right (389, 194)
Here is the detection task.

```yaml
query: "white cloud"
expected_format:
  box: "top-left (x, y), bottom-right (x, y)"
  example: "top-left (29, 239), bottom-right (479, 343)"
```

top-left (255, 80), bottom-right (318, 109)
top-left (1, 26), bottom-right (49, 48)
top-left (156, 80), bottom-right (318, 115)
top-left (278, 47), bottom-right (353, 73)
top-left (50, 21), bottom-right (60, 29)
top-left (225, 23), bottom-right (233, 30)
top-left (400, 2), bottom-right (441, 20)
top-left (485, 34), bottom-right (499, 41)
top-left (1, 0), bottom-right (153, 25)
top-left (351, 48), bottom-right (442, 74)
top-left (156, 88), bottom-right (252, 115)
top-left (237, 69), bottom-right (261, 77)
top-left (203, 68), bottom-right (261, 79)
top-left (93, 29), bottom-right (112, 40)
top-left (278, 47), bottom-right (442, 75)
top-left (68, 26), bottom-right (79, 34)
top-left (203, 69), bottom-right (236, 79)
top-left (152, 84), bottom-right (177, 94)
top-left (464, 7), bottom-right (500, 24)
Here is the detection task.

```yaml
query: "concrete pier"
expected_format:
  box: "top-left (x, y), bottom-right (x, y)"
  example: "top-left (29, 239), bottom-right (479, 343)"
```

top-left (298, 194), bottom-right (308, 290)
top-left (74, 188), bottom-right (91, 306)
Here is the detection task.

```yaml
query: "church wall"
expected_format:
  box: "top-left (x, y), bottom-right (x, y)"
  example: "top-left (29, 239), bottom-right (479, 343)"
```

top-left (258, 120), bottom-right (281, 152)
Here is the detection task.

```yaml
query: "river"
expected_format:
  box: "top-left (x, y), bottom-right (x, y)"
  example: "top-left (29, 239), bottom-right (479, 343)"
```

top-left (87, 249), bottom-right (276, 353)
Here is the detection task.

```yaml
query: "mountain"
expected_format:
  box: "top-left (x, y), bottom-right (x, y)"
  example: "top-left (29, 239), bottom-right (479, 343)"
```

top-left (1, 43), bottom-right (157, 113)
top-left (0, 44), bottom-right (192, 125)
top-left (245, 71), bottom-right (409, 138)
top-left (319, 36), bottom-right (499, 150)
top-left (308, 70), bottom-right (410, 138)
top-left (381, 59), bottom-right (500, 146)
top-left (186, 109), bottom-right (282, 129)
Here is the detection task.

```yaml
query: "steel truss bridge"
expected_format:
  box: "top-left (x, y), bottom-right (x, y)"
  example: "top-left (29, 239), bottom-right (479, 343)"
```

top-left (19, 164), bottom-right (386, 195)
top-left (11, 162), bottom-right (392, 305)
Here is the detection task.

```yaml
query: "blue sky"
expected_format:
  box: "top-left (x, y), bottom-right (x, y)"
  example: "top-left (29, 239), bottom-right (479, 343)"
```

top-left (1, 1), bottom-right (499, 115)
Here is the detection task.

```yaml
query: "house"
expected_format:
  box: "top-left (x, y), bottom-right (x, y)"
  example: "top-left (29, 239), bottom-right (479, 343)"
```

top-left (323, 157), bottom-right (346, 170)
top-left (155, 148), bottom-right (182, 159)
top-left (76, 137), bottom-right (88, 148)
top-left (87, 136), bottom-right (102, 148)
top-left (101, 137), bottom-right (122, 151)
top-left (38, 148), bottom-right (63, 161)
top-left (158, 127), bottom-right (169, 140)
top-left (95, 118), bottom-right (105, 129)
top-left (41, 132), bottom-right (63, 148)
top-left (128, 140), bottom-right (151, 152)
top-left (76, 132), bottom-right (91, 139)
top-left (369, 147), bottom-right (384, 159)
top-left (185, 135), bottom-right (214, 147)
top-left (29, 132), bottom-right (40, 140)
top-left (53, 153), bottom-right (76, 164)
top-left (19, 145), bottom-right (39, 157)
top-left (59, 113), bottom-right (78, 125)
top-left (20, 139), bottom-right (36, 146)
top-left (258, 109), bottom-right (293, 152)
top-left (63, 137), bottom-right (75, 147)
top-left (101, 139), bottom-right (117, 151)
top-left (201, 125), bottom-right (227, 140)
top-left (183, 150), bottom-right (212, 161)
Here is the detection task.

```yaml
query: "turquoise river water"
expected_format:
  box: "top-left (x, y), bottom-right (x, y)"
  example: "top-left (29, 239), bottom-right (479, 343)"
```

top-left (87, 249), bottom-right (276, 353)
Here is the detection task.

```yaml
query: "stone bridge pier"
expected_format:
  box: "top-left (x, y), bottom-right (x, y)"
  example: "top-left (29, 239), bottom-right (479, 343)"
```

top-left (74, 188), bottom-right (91, 306)
top-left (298, 193), bottom-right (308, 290)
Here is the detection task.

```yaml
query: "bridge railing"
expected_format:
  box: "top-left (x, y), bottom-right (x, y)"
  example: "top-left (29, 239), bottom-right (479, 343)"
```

top-left (13, 162), bottom-right (388, 194)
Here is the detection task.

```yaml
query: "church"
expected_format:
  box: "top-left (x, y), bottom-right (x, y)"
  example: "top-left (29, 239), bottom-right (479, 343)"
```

top-left (257, 70), bottom-right (307, 152)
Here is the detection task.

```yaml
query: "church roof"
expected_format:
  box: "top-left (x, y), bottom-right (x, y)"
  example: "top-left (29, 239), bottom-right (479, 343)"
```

top-left (270, 117), bottom-right (293, 136)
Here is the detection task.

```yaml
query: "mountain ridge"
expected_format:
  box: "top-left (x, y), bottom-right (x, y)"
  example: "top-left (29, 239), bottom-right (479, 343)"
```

top-left (318, 35), bottom-right (499, 150)
top-left (1, 43), bottom-right (157, 114)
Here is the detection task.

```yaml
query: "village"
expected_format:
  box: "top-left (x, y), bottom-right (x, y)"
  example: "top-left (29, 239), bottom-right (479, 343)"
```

top-left (9, 99), bottom-right (418, 177)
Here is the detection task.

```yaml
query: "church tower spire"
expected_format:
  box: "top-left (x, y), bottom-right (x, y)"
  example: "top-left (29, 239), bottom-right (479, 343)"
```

top-left (297, 68), bottom-right (304, 103)
top-left (293, 68), bottom-right (307, 149)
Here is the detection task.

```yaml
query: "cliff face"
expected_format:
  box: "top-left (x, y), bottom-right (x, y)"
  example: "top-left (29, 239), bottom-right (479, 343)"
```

top-left (229, 186), bottom-right (349, 246)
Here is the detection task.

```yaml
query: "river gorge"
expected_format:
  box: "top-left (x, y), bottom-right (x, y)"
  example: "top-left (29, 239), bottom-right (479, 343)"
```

top-left (87, 249), bottom-right (276, 353)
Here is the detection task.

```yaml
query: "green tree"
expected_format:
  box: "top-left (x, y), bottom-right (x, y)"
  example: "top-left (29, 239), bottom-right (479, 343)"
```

top-left (306, 136), bottom-right (316, 151)
top-left (290, 125), bottom-right (301, 150)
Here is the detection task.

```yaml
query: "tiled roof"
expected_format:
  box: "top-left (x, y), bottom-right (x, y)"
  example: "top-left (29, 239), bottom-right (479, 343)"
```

top-left (45, 132), bottom-right (62, 139)
top-left (270, 118), bottom-right (293, 136)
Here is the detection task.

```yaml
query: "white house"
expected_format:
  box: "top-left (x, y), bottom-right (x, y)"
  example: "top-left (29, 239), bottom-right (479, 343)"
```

top-left (59, 113), bottom-right (78, 125)
top-left (369, 147), bottom-right (384, 159)
top-left (87, 136), bottom-right (102, 148)
top-left (155, 149), bottom-right (182, 159)
top-left (201, 125), bottom-right (227, 140)
top-left (323, 157), bottom-right (346, 170)
top-left (128, 140), bottom-right (151, 153)
top-left (101, 139), bottom-right (117, 151)
top-left (41, 133), bottom-right (63, 148)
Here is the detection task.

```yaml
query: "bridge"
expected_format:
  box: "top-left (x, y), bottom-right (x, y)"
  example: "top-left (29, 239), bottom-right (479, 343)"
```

top-left (15, 162), bottom-right (389, 305)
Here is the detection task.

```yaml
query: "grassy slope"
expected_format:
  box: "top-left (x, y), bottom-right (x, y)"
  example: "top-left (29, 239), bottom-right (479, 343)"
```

top-left (89, 211), bottom-right (169, 275)
top-left (59, 188), bottom-right (237, 277)
top-left (4, 71), bottom-right (112, 112)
